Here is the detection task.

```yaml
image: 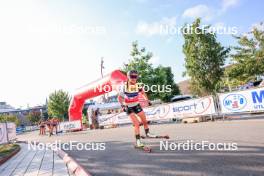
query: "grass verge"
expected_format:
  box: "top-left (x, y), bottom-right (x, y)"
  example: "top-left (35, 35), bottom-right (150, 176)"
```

top-left (0, 143), bottom-right (20, 164)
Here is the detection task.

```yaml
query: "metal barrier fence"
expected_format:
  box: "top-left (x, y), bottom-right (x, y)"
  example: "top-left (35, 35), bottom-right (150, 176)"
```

top-left (98, 87), bottom-right (264, 126)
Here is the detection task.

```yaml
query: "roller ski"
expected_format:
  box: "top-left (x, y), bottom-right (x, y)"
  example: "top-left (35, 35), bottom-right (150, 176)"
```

top-left (141, 132), bottom-right (169, 139)
top-left (134, 139), bottom-right (152, 153)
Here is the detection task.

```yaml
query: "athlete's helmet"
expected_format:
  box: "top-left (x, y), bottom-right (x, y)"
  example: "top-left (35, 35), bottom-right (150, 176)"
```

top-left (127, 70), bottom-right (138, 76)
top-left (127, 70), bottom-right (138, 79)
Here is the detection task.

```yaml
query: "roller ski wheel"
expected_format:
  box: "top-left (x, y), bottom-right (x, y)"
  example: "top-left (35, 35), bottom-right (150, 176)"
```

top-left (134, 145), bottom-right (152, 153)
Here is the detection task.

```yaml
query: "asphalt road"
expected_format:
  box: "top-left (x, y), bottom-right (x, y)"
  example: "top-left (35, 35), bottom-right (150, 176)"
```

top-left (18, 119), bottom-right (264, 176)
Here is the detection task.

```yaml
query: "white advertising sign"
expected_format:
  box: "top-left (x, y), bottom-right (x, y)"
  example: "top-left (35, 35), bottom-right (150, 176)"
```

top-left (98, 96), bottom-right (216, 126)
top-left (59, 120), bottom-right (82, 131)
top-left (25, 126), bottom-right (39, 132)
top-left (7, 122), bottom-right (16, 140)
top-left (167, 96), bottom-right (216, 119)
top-left (0, 123), bottom-right (8, 144)
top-left (98, 113), bottom-right (128, 126)
top-left (219, 87), bottom-right (264, 113)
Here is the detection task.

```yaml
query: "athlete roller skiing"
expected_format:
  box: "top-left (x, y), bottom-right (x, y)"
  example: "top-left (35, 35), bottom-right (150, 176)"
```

top-left (117, 70), bottom-right (159, 150)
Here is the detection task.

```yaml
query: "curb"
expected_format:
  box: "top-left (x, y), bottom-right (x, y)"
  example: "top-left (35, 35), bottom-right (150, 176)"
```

top-left (54, 148), bottom-right (92, 176)
top-left (0, 144), bottom-right (21, 165)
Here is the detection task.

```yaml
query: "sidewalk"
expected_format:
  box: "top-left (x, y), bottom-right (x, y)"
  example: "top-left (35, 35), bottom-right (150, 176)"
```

top-left (0, 144), bottom-right (70, 176)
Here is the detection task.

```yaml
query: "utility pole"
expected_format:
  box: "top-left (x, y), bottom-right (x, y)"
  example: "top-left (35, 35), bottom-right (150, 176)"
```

top-left (100, 57), bottom-right (104, 78)
top-left (100, 57), bottom-right (107, 103)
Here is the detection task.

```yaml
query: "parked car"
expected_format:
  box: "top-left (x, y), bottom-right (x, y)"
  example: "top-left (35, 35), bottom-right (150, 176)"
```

top-left (171, 95), bottom-right (193, 102)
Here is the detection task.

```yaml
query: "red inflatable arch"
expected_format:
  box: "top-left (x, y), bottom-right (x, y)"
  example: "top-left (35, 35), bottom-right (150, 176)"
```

top-left (68, 70), bottom-right (127, 121)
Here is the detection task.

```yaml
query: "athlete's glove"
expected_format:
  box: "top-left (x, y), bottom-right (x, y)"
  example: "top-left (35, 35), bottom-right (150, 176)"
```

top-left (121, 105), bottom-right (127, 112)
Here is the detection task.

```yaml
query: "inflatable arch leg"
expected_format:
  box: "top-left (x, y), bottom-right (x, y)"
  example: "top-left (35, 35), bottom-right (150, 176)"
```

top-left (68, 70), bottom-right (127, 122)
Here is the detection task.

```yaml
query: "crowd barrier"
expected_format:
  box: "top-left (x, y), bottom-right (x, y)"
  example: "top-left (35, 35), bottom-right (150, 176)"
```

top-left (25, 126), bottom-right (39, 132)
top-left (58, 120), bottom-right (82, 131)
top-left (98, 87), bottom-right (264, 126)
top-left (99, 96), bottom-right (216, 126)
top-left (2, 88), bottom-right (263, 136)
top-left (218, 87), bottom-right (264, 114)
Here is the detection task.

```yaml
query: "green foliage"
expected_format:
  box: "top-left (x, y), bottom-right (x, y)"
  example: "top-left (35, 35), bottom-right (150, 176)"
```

top-left (221, 68), bottom-right (242, 91)
top-left (227, 22), bottom-right (264, 84)
top-left (26, 111), bottom-right (41, 125)
top-left (0, 114), bottom-right (20, 126)
top-left (82, 107), bottom-right (87, 116)
top-left (0, 143), bottom-right (20, 157)
top-left (123, 41), bottom-right (154, 85)
top-left (151, 66), bottom-right (180, 102)
top-left (48, 90), bottom-right (71, 121)
top-left (122, 41), bottom-right (180, 102)
top-left (182, 18), bottom-right (230, 96)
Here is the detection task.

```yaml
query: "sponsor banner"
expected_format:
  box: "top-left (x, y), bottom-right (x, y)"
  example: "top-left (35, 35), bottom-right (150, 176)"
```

top-left (98, 96), bottom-right (216, 126)
top-left (98, 113), bottom-right (126, 126)
top-left (0, 123), bottom-right (8, 144)
top-left (7, 123), bottom-right (16, 140)
top-left (169, 96), bottom-right (216, 119)
top-left (219, 87), bottom-right (264, 113)
top-left (145, 104), bottom-right (172, 121)
top-left (25, 126), bottom-right (31, 131)
top-left (59, 120), bottom-right (82, 131)
top-left (32, 126), bottom-right (39, 131)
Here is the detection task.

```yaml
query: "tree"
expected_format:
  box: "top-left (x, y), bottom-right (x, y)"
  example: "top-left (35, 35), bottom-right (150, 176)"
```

top-left (227, 22), bottom-right (264, 84)
top-left (123, 41), bottom-right (154, 86)
top-left (123, 41), bottom-right (180, 102)
top-left (0, 114), bottom-right (20, 126)
top-left (48, 90), bottom-right (71, 121)
top-left (26, 111), bottom-right (41, 125)
top-left (182, 18), bottom-right (230, 96)
top-left (151, 66), bottom-right (180, 102)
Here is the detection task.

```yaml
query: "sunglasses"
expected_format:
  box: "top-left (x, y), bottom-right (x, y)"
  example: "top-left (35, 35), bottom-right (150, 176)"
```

top-left (129, 74), bottom-right (138, 79)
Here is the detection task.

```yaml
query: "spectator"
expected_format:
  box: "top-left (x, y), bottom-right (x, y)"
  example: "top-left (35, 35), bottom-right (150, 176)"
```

top-left (38, 120), bottom-right (46, 135)
top-left (93, 108), bottom-right (100, 129)
top-left (88, 109), bottom-right (93, 129)
top-left (82, 114), bottom-right (88, 129)
top-left (51, 117), bottom-right (59, 135)
top-left (46, 119), bottom-right (52, 137)
top-left (107, 109), bottom-right (112, 114)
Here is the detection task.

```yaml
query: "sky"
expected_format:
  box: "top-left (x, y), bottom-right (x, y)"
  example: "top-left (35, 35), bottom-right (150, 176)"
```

top-left (0, 0), bottom-right (263, 108)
